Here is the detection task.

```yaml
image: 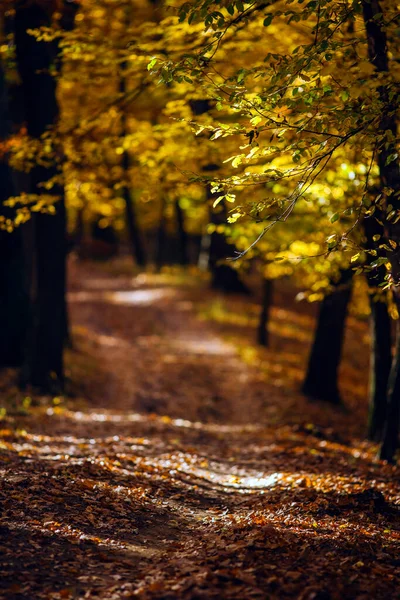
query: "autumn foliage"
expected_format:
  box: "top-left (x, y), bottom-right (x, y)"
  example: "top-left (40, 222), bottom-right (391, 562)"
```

top-left (0, 0), bottom-right (400, 598)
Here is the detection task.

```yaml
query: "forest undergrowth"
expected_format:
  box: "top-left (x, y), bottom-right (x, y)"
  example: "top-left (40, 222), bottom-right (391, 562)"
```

top-left (0, 258), bottom-right (399, 600)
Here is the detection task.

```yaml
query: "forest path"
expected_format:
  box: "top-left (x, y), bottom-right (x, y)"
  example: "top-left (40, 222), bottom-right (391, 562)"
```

top-left (67, 259), bottom-right (267, 426)
top-left (1, 259), bottom-right (400, 599)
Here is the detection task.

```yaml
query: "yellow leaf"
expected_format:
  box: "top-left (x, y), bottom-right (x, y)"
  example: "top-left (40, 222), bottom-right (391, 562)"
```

top-left (232, 156), bottom-right (243, 168)
top-left (358, 62), bottom-right (375, 76)
top-left (250, 115), bottom-right (262, 126)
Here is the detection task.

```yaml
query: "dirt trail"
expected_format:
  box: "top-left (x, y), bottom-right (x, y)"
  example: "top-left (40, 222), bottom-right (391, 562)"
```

top-left (67, 261), bottom-right (269, 425)
top-left (1, 259), bottom-right (400, 599)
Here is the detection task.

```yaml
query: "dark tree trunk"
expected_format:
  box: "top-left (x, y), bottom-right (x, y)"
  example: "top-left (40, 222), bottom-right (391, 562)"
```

top-left (190, 100), bottom-right (249, 293)
top-left (28, 171), bottom-right (67, 389)
top-left (362, 0), bottom-right (400, 461)
top-left (257, 278), bottom-right (273, 347)
top-left (364, 215), bottom-right (392, 441)
top-left (124, 183), bottom-right (147, 268)
top-left (0, 63), bottom-right (30, 368)
top-left (302, 270), bottom-right (353, 404)
top-left (175, 199), bottom-right (188, 266)
top-left (14, 2), bottom-right (71, 391)
top-left (206, 180), bottom-right (250, 295)
top-left (62, 278), bottom-right (72, 348)
top-left (380, 323), bottom-right (400, 462)
top-left (368, 298), bottom-right (392, 441)
top-left (198, 232), bottom-right (211, 271)
top-left (156, 196), bottom-right (167, 270)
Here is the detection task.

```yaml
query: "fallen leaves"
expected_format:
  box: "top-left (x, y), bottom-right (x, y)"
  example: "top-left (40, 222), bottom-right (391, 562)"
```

top-left (0, 261), bottom-right (399, 598)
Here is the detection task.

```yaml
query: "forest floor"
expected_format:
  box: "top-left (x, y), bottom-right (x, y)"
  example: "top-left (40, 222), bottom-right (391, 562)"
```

top-left (1, 257), bottom-right (400, 600)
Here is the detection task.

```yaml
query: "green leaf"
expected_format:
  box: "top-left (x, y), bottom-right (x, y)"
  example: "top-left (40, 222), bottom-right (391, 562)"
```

top-left (371, 257), bottom-right (389, 268)
top-left (147, 58), bottom-right (157, 71)
top-left (385, 153), bottom-right (398, 166)
top-left (292, 151), bottom-right (301, 163)
top-left (263, 15), bottom-right (273, 27)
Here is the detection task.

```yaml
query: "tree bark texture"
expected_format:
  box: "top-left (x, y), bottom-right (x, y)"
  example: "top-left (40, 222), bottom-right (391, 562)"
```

top-left (257, 278), bottom-right (273, 347)
top-left (302, 270), bottom-right (353, 404)
top-left (175, 199), bottom-right (188, 266)
top-left (364, 215), bottom-right (392, 442)
top-left (15, 2), bottom-right (70, 391)
top-left (0, 62), bottom-right (30, 368)
top-left (362, 0), bottom-right (400, 461)
top-left (207, 181), bottom-right (250, 295)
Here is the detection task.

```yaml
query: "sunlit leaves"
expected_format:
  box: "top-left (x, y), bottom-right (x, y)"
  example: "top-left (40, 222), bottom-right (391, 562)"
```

top-left (4, 0), bottom-right (399, 300)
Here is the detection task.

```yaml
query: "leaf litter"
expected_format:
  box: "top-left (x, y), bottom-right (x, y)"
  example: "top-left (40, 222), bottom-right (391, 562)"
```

top-left (0, 259), bottom-right (399, 599)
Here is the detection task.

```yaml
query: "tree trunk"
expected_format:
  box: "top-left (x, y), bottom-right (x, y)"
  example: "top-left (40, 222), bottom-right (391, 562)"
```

top-left (364, 214), bottom-right (392, 441)
top-left (302, 270), bottom-right (353, 404)
top-left (368, 298), bottom-right (392, 441)
top-left (207, 180), bottom-right (250, 294)
top-left (0, 62), bottom-right (30, 369)
top-left (191, 100), bottom-right (249, 293)
top-left (362, 0), bottom-right (400, 461)
top-left (257, 278), bottom-right (273, 347)
top-left (175, 198), bottom-right (188, 266)
top-left (124, 184), bottom-right (147, 268)
top-left (198, 232), bottom-right (211, 271)
top-left (380, 323), bottom-right (400, 462)
top-left (156, 196), bottom-right (167, 270)
top-left (28, 172), bottom-right (67, 390)
top-left (14, 2), bottom-right (71, 391)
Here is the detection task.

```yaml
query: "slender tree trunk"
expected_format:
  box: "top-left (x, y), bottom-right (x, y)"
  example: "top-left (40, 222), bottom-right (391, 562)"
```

top-left (175, 198), bottom-right (188, 266)
top-left (0, 62), bottom-right (30, 368)
top-left (367, 297), bottom-right (392, 441)
top-left (124, 183), bottom-right (147, 268)
top-left (14, 2), bottom-right (71, 391)
top-left (364, 215), bottom-right (392, 441)
top-left (198, 232), bottom-right (211, 271)
top-left (156, 196), bottom-right (167, 270)
top-left (257, 278), bottom-right (273, 347)
top-left (380, 323), bottom-right (400, 461)
top-left (302, 270), bottom-right (353, 404)
top-left (206, 179), bottom-right (250, 294)
top-left (190, 100), bottom-right (249, 293)
top-left (362, 1), bottom-right (400, 461)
